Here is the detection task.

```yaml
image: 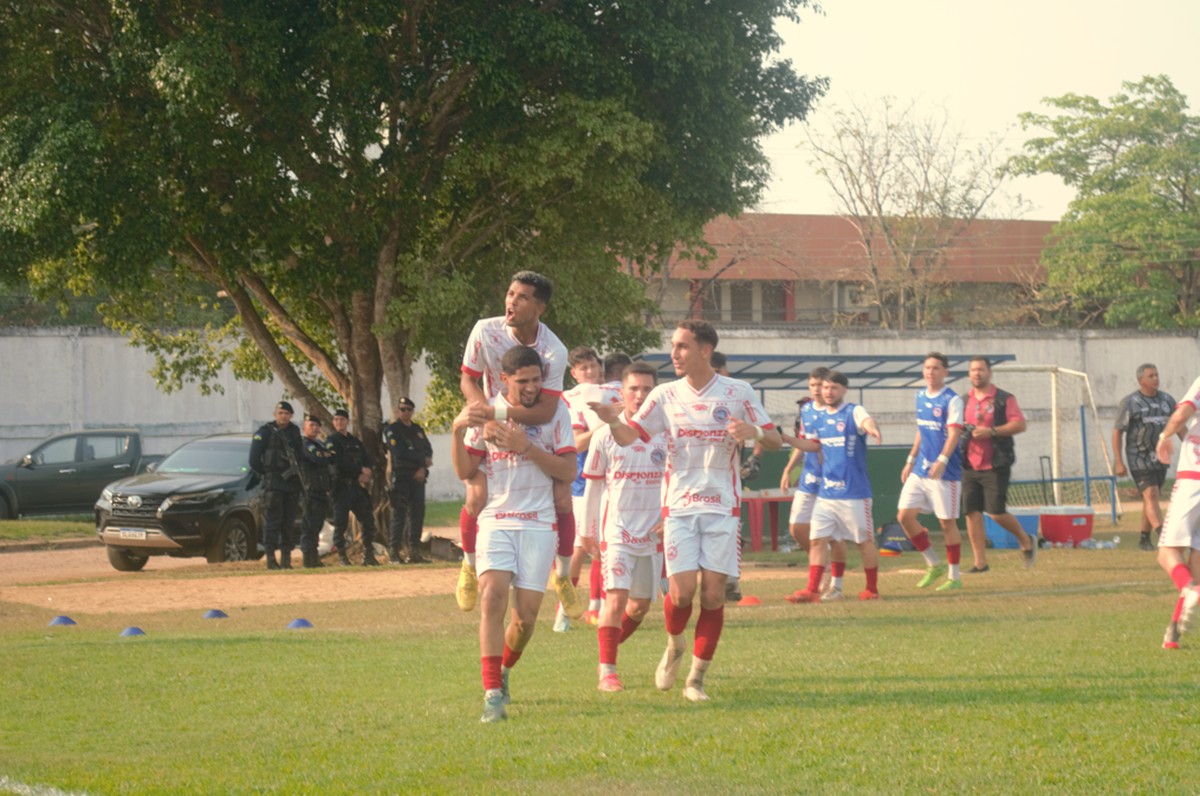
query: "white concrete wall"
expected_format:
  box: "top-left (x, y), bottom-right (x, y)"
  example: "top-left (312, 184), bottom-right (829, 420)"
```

top-left (5, 326), bottom-right (1197, 499)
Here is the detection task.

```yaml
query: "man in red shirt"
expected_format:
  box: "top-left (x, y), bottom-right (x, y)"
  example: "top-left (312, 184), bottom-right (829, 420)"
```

top-left (961, 357), bottom-right (1037, 572)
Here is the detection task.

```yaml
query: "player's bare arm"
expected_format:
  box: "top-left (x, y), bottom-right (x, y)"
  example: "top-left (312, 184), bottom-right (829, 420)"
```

top-left (450, 406), bottom-right (481, 481)
top-left (780, 447), bottom-right (804, 490)
top-left (727, 418), bottom-right (781, 450)
top-left (489, 421), bottom-right (576, 483)
top-left (901, 429), bottom-right (921, 482)
top-left (1157, 403), bottom-right (1196, 465)
top-left (926, 425), bottom-right (963, 481)
top-left (862, 417), bottom-right (882, 444)
top-left (579, 477), bottom-right (604, 556)
top-left (589, 401), bottom-right (640, 446)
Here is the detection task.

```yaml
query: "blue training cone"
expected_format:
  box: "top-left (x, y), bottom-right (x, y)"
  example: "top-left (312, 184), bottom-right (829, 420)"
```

top-left (287, 618), bottom-right (314, 630)
top-left (48, 615), bottom-right (77, 626)
top-left (120, 626), bottom-right (146, 637)
top-left (202, 609), bottom-right (228, 619)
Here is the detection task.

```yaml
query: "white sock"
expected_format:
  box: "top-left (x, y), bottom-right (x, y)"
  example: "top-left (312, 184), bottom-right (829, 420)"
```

top-left (920, 548), bottom-right (938, 567)
top-left (667, 632), bottom-right (686, 655)
top-left (831, 575), bottom-right (843, 589)
top-left (555, 603), bottom-right (567, 622)
top-left (599, 663), bottom-right (617, 678)
top-left (556, 555), bottom-right (570, 577)
top-left (687, 657), bottom-right (711, 688)
top-left (589, 598), bottom-right (602, 611)
top-left (465, 552), bottom-right (476, 568)
top-left (949, 563), bottom-right (961, 580)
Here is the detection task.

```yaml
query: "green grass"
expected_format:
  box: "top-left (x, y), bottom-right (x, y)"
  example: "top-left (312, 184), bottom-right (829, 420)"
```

top-left (0, 515), bottom-right (94, 542)
top-left (1, 544), bottom-right (1196, 794)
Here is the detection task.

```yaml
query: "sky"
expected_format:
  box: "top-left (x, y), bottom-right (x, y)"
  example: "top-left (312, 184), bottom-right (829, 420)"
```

top-left (758, 0), bottom-right (1200, 221)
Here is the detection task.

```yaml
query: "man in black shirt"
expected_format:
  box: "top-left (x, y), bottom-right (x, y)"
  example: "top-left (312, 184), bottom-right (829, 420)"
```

top-left (299, 414), bottom-right (337, 568)
top-left (384, 397), bottom-right (434, 564)
top-left (1113, 363), bottom-right (1178, 550)
top-left (327, 409), bottom-right (380, 566)
top-left (249, 401), bottom-right (304, 570)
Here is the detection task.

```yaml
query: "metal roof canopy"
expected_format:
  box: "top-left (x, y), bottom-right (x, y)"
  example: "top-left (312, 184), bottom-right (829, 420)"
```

top-left (640, 353), bottom-right (1018, 393)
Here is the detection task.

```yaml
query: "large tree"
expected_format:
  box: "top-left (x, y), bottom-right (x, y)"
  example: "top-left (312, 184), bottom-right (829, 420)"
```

top-left (0, 1), bottom-right (827, 444)
top-left (806, 98), bottom-right (1009, 330)
top-left (1008, 75), bottom-right (1200, 328)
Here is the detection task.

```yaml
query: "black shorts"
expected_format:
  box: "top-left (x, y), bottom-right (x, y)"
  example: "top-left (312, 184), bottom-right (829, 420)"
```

top-left (1131, 467), bottom-right (1167, 493)
top-left (963, 467), bottom-right (1011, 516)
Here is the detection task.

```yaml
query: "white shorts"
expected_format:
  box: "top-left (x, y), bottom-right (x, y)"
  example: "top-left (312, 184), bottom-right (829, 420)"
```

top-left (601, 543), bottom-right (663, 600)
top-left (811, 498), bottom-right (874, 544)
top-left (1161, 479), bottom-right (1200, 551)
top-left (897, 475), bottom-right (961, 520)
top-left (476, 523), bottom-right (557, 592)
top-left (789, 490), bottom-right (818, 525)
top-left (663, 514), bottom-right (741, 578)
top-left (571, 494), bottom-right (594, 549)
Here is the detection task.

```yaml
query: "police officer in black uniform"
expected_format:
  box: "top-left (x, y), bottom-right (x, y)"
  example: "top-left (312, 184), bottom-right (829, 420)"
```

top-left (327, 409), bottom-right (380, 566)
top-left (383, 397), bottom-right (433, 564)
top-left (249, 400), bottom-right (304, 570)
top-left (298, 413), bottom-right (337, 568)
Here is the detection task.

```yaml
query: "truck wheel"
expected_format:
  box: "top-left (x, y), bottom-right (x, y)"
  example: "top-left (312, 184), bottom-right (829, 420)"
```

top-left (208, 517), bottom-right (253, 563)
top-left (107, 546), bottom-right (149, 572)
top-left (0, 495), bottom-right (12, 520)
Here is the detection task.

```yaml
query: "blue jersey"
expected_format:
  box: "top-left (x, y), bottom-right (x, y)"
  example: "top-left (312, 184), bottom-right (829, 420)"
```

top-left (813, 402), bottom-right (872, 500)
top-left (797, 401), bottom-right (823, 495)
top-left (915, 387), bottom-right (964, 481)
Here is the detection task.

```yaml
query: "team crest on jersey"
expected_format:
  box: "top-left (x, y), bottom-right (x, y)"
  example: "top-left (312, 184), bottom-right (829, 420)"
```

top-left (712, 406), bottom-right (730, 423)
top-left (611, 560), bottom-right (627, 578)
top-left (525, 425), bottom-right (541, 440)
top-left (692, 404), bottom-right (706, 412)
top-left (651, 448), bottom-right (667, 467)
top-left (666, 544), bottom-right (678, 561)
top-left (933, 407), bottom-right (943, 418)
top-left (836, 421), bottom-right (845, 432)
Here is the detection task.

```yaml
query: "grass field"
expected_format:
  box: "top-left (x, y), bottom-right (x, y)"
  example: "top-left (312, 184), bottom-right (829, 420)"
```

top-left (0, 515), bottom-right (94, 542)
top-left (1, 530), bottom-right (1196, 795)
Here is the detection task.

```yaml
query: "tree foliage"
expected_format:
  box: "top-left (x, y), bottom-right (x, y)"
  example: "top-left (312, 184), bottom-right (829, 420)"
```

top-left (806, 98), bottom-right (1010, 330)
top-left (1008, 76), bottom-right (1200, 328)
top-left (0, 1), bottom-right (827, 443)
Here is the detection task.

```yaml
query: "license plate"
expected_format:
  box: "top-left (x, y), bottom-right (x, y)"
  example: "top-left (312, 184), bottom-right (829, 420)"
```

top-left (118, 529), bottom-right (147, 540)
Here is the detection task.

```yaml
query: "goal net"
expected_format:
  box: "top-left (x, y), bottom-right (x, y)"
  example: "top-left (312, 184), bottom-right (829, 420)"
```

top-left (991, 365), bottom-right (1120, 521)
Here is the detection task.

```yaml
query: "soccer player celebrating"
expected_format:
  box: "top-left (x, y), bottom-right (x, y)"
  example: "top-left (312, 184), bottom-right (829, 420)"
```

top-left (458, 271), bottom-right (581, 621)
top-left (581, 362), bottom-right (666, 691)
top-left (786, 371), bottom-right (884, 602)
top-left (897, 352), bottom-right (966, 591)
top-left (591, 320), bottom-right (781, 702)
top-left (557, 346), bottom-right (622, 632)
top-left (451, 346), bottom-right (577, 722)
top-left (1152, 380), bottom-right (1199, 650)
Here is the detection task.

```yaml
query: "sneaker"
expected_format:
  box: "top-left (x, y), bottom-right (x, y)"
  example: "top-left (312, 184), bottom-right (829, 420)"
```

top-left (1139, 533), bottom-right (1155, 551)
top-left (1163, 621), bottom-right (1181, 650)
top-left (455, 561), bottom-right (478, 612)
top-left (655, 644), bottom-right (685, 691)
top-left (582, 610), bottom-right (601, 627)
top-left (820, 587), bottom-right (844, 603)
top-left (682, 682), bottom-right (709, 702)
top-left (598, 673), bottom-right (624, 693)
top-left (935, 578), bottom-right (962, 592)
top-left (551, 572), bottom-right (584, 620)
top-left (1023, 545), bottom-right (1037, 569)
top-left (858, 590), bottom-right (880, 601)
top-left (916, 563), bottom-right (948, 589)
top-left (725, 583), bottom-right (742, 603)
top-left (480, 689), bottom-right (507, 723)
top-left (500, 669), bottom-right (511, 705)
top-left (1180, 585), bottom-right (1200, 632)
top-left (785, 589), bottom-right (820, 604)
top-left (552, 609), bottom-right (570, 633)
top-left (967, 564), bottom-right (990, 574)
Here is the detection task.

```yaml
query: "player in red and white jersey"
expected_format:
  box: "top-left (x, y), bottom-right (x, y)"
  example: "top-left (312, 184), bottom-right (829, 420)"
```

top-left (457, 271), bottom-right (579, 621)
top-left (452, 345), bottom-right (577, 723)
top-left (591, 320), bottom-right (781, 702)
top-left (581, 362), bottom-right (667, 692)
top-left (1152, 376), bottom-right (1200, 649)
top-left (556, 346), bottom-right (623, 632)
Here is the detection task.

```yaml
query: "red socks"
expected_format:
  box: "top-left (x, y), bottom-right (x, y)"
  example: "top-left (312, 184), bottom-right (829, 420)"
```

top-left (556, 512), bottom-right (575, 557)
top-left (481, 655), bottom-right (501, 690)
top-left (1170, 563), bottom-right (1193, 591)
top-left (598, 626), bottom-right (620, 665)
top-left (460, 507), bottom-right (478, 555)
top-left (619, 613), bottom-right (642, 643)
top-left (663, 594), bottom-right (693, 636)
top-left (589, 556), bottom-right (604, 600)
top-left (909, 530), bottom-right (931, 552)
top-left (865, 567), bottom-right (879, 593)
top-left (501, 644), bottom-right (522, 669)
top-left (693, 606), bottom-right (725, 661)
top-left (946, 543), bottom-right (961, 565)
top-left (806, 564), bottom-right (825, 593)
top-left (831, 561), bottom-right (846, 578)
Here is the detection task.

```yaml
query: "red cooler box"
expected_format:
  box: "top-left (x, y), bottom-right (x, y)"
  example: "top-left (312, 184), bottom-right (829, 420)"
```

top-left (1040, 506), bottom-right (1094, 546)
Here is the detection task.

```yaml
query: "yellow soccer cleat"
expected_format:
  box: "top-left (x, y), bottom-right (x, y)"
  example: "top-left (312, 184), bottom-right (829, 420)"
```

top-left (456, 560), bottom-right (478, 612)
top-left (551, 571), bottom-right (584, 620)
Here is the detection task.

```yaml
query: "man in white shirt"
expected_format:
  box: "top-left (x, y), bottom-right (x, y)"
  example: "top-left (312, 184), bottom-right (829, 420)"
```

top-left (1153, 377), bottom-right (1200, 650)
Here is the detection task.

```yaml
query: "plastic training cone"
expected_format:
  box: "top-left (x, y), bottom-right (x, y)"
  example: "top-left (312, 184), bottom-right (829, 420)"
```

top-left (737, 595), bottom-right (763, 606)
top-left (120, 627), bottom-right (146, 637)
top-left (287, 618), bottom-right (314, 629)
top-left (48, 615), bottom-right (77, 626)
top-left (202, 609), bottom-right (228, 619)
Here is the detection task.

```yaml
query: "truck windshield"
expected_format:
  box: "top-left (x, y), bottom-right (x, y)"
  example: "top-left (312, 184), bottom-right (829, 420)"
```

top-left (158, 441), bottom-right (249, 476)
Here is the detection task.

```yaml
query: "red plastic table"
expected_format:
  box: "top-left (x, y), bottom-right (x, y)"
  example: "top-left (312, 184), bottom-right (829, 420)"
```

top-left (741, 489), bottom-right (793, 552)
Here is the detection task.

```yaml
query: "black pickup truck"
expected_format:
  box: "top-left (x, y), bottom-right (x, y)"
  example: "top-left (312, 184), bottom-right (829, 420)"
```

top-left (0, 428), bottom-right (164, 519)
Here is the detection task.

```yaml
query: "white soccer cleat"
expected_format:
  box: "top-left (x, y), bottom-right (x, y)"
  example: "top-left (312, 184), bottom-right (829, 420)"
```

top-left (552, 607), bottom-right (570, 633)
top-left (1180, 585), bottom-right (1200, 632)
top-left (820, 587), bottom-right (844, 603)
top-left (655, 644), bottom-right (685, 691)
top-left (682, 682), bottom-right (709, 702)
